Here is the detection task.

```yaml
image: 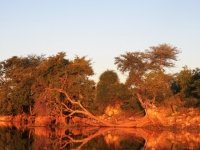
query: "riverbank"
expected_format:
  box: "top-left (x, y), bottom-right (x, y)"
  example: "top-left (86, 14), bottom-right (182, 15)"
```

top-left (0, 108), bottom-right (199, 129)
top-left (0, 115), bottom-right (66, 128)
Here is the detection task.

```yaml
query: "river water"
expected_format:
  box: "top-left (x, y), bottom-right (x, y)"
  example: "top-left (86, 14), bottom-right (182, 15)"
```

top-left (0, 127), bottom-right (199, 149)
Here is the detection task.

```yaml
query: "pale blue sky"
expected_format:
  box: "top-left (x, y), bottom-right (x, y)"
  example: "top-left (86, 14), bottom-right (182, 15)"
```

top-left (0, 0), bottom-right (200, 81)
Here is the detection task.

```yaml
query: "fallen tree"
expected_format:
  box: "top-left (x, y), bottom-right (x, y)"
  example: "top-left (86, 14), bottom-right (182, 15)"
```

top-left (31, 87), bottom-right (199, 129)
top-left (31, 87), bottom-right (147, 127)
top-left (0, 87), bottom-right (199, 130)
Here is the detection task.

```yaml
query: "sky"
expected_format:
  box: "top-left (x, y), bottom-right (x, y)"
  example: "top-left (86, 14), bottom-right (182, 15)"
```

top-left (0, 0), bottom-right (200, 82)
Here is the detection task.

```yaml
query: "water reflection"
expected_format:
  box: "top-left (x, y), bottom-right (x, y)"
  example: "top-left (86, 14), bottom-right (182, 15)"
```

top-left (0, 127), bottom-right (199, 149)
top-left (0, 127), bottom-right (33, 150)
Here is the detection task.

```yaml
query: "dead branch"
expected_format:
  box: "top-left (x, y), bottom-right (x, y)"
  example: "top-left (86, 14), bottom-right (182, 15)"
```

top-left (41, 88), bottom-right (162, 128)
top-left (47, 88), bottom-right (113, 126)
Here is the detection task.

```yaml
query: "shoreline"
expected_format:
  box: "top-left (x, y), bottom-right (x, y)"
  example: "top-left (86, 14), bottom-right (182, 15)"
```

top-left (0, 111), bottom-right (199, 131)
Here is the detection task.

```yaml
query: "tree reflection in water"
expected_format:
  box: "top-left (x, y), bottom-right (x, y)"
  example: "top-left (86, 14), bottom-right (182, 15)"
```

top-left (0, 127), bottom-right (33, 150)
top-left (0, 127), bottom-right (199, 150)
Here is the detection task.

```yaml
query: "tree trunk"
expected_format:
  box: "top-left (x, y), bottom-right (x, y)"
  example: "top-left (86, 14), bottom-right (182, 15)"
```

top-left (136, 93), bottom-right (147, 116)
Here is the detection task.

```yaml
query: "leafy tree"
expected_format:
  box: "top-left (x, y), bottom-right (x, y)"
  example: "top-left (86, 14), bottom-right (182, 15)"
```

top-left (174, 66), bottom-right (192, 97)
top-left (0, 55), bottom-right (43, 114)
top-left (115, 44), bottom-right (179, 110)
top-left (96, 70), bottom-right (119, 102)
top-left (0, 52), bottom-right (96, 116)
top-left (174, 67), bottom-right (200, 107)
top-left (190, 68), bottom-right (200, 99)
top-left (143, 71), bottom-right (173, 103)
top-left (96, 70), bottom-right (132, 113)
top-left (32, 53), bottom-right (96, 116)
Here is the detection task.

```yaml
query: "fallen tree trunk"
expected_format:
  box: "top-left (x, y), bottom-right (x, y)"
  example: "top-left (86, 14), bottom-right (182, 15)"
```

top-left (41, 88), bottom-right (161, 128)
top-left (1, 88), bottom-right (198, 129)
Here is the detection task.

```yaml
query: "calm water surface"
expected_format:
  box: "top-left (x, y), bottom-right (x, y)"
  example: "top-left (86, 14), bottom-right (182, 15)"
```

top-left (0, 127), bottom-right (199, 150)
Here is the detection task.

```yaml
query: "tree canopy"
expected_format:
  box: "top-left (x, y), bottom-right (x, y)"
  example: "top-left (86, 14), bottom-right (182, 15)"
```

top-left (0, 44), bottom-right (199, 119)
top-left (96, 70), bottom-right (132, 114)
top-left (115, 44), bottom-right (179, 107)
top-left (173, 67), bottom-right (200, 107)
top-left (0, 52), bottom-right (95, 115)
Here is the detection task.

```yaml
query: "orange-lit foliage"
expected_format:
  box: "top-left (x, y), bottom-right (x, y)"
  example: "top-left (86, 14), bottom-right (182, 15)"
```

top-left (105, 103), bottom-right (122, 117)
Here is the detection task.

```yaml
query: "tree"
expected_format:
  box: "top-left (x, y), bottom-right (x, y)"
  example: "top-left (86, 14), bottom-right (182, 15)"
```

top-left (174, 67), bottom-right (200, 107)
top-left (115, 44), bottom-right (179, 113)
top-left (174, 66), bottom-right (192, 97)
top-left (96, 70), bottom-right (119, 104)
top-left (0, 55), bottom-right (43, 114)
top-left (32, 53), bottom-right (96, 117)
top-left (0, 52), bottom-right (96, 117)
top-left (142, 71), bottom-right (173, 103)
top-left (96, 70), bottom-right (132, 114)
top-left (190, 68), bottom-right (200, 100)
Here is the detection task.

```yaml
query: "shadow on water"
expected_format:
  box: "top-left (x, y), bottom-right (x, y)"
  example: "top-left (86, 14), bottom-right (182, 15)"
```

top-left (0, 126), bottom-right (199, 150)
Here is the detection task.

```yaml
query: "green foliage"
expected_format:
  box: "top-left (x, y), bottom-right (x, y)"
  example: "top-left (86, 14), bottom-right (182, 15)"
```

top-left (115, 44), bottom-right (179, 103)
top-left (174, 67), bottom-right (200, 107)
top-left (96, 70), bottom-right (119, 103)
top-left (189, 68), bottom-right (200, 99)
top-left (0, 45), bottom-right (199, 116)
top-left (148, 44), bottom-right (179, 69)
top-left (0, 52), bottom-right (95, 115)
top-left (175, 66), bottom-right (192, 97)
top-left (0, 55), bottom-right (43, 114)
top-left (99, 70), bottom-right (119, 84)
top-left (33, 53), bottom-right (96, 115)
top-left (96, 70), bottom-right (132, 113)
top-left (143, 71), bottom-right (173, 102)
